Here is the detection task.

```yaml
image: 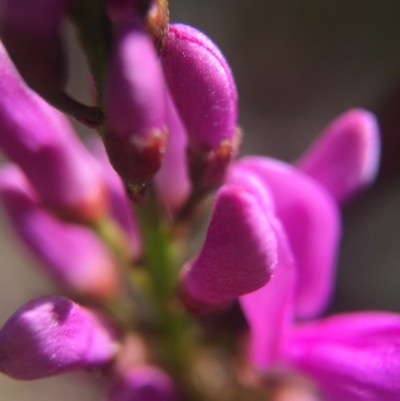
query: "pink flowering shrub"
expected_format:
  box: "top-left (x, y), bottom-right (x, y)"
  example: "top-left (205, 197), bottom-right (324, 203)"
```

top-left (0, 1), bottom-right (395, 401)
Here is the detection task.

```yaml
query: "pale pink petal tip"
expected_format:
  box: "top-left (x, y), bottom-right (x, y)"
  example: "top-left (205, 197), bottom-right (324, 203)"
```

top-left (108, 366), bottom-right (176, 401)
top-left (0, 296), bottom-right (118, 380)
top-left (180, 183), bottom-right (277, 312)
top-left (298, 109), bottom-right (381, 204)
top-left (0, 165), bottom-right (120, 300)
top-left (285, 312), bottom-right (400, 401)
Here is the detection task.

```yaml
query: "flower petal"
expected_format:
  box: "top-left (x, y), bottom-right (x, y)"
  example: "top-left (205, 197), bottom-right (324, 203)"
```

top-left (237, 157), bottom-right (341, 319)
top-left (297, 109), bottom-right (380, 204)
top-left (285, 312), bottom-right (400, 401)
top-left (227, 166), bottom-right (297, 368)
top-left (180, 183), bottom-right (277, 311)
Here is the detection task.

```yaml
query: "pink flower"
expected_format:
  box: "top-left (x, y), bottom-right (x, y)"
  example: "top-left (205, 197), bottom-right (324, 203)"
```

top-left (231, 110), bottom-right (395, 401)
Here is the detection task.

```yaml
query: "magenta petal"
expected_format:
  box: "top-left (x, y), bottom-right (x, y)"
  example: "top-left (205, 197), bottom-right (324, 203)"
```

top-left (285, 312), bottom-right (400, 401)
top-left (154, 92), bottom-right (191, 215)
top-left (226, 166), bottom-right (296, 368)
top-left (237, 157), bottom-right (341, 319)
top-left (0, 165), bottom-right (119, 299)
top-left (0, 44), bottom-right (107, 223)
top-left (297, 109), bottom-right (381, 204)
top-left (0, 296), bottom-right (118, 380)
top-left (108, 366), bottom-right (176, 401)
top-left (181, 183), bottom-right (277, 307)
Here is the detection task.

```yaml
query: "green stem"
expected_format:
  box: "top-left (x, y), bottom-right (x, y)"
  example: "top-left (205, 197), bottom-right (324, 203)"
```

top-left (135, 186), bottom-right (192, 372)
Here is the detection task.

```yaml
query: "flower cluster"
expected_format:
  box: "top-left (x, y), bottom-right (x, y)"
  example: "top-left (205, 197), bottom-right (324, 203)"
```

top-left (0, 1), bottom-right (397, 401)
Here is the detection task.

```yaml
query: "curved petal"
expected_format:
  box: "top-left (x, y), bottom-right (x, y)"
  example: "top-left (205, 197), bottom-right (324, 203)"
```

top-left (227, 166), bottom-right (297, 368)
top-left (237, 157), bottom-right (341, 319)
top-left (297, 109), bottom-right (380, 204)
top-left (180, 183), bottom-right (277, 311)
top-left (285, 312), bottom-right (400, 401)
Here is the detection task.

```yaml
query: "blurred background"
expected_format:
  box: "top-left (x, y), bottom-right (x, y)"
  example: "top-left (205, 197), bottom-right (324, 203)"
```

top-left (0, 0), bottom-right (400, 399)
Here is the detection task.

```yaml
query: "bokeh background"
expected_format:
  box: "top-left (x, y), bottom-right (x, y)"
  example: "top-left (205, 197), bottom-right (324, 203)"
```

top-left (0, 1), bottom-right (400, 399)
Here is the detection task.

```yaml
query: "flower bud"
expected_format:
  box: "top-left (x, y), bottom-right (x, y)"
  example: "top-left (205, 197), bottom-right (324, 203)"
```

top-left (0, 296), bottom-right (119, 380)
top-left (179, 183), bottom-right (277, 314)
top-left (161, 24), bottom-right (240, 192)
top-left (108, 366), bottom-right (176, 401)
top-left (297, 109), bottom-right (380, 204)
top-left (237, 157), bottom-right (340, 320)
top-left (105, 17), bottom-right (167, 197)
top-left (0, 165), bottom-right (119, 300)
top-left (154, 93), bottom-right (191, 214)
top-left (0, 44), bottom-right (107, 223)
top-left (285, 312), bottom-right (400, 401)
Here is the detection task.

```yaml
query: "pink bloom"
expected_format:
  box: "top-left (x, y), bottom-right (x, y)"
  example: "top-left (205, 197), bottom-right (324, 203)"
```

top-left (233, 110), bottom-right (396, 401)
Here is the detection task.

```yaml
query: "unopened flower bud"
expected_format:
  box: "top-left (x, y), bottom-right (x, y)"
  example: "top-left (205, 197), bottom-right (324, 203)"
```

top-left (179, 183), bottom-right (277, 314)
top-left (0, 296), bottom-right (119, 380)
top-left (297, 109), bottom-right (380, 204)
top-left (161, 24), bottom-right (240, 193)
top-left (108, 366), bottom-right (176, 401)
top-left (154, 93), bottom-right (191, 214)
top-left (0, 44), bottom-right (108, 223)
top-left (0, 165), bottom-right (119, 300)
top-left (105, 17), bottom-right (167, 197)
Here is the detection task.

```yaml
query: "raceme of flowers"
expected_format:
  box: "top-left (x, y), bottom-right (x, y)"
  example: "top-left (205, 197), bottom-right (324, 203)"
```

top-left (0, 1), bottom-right (396, 401)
